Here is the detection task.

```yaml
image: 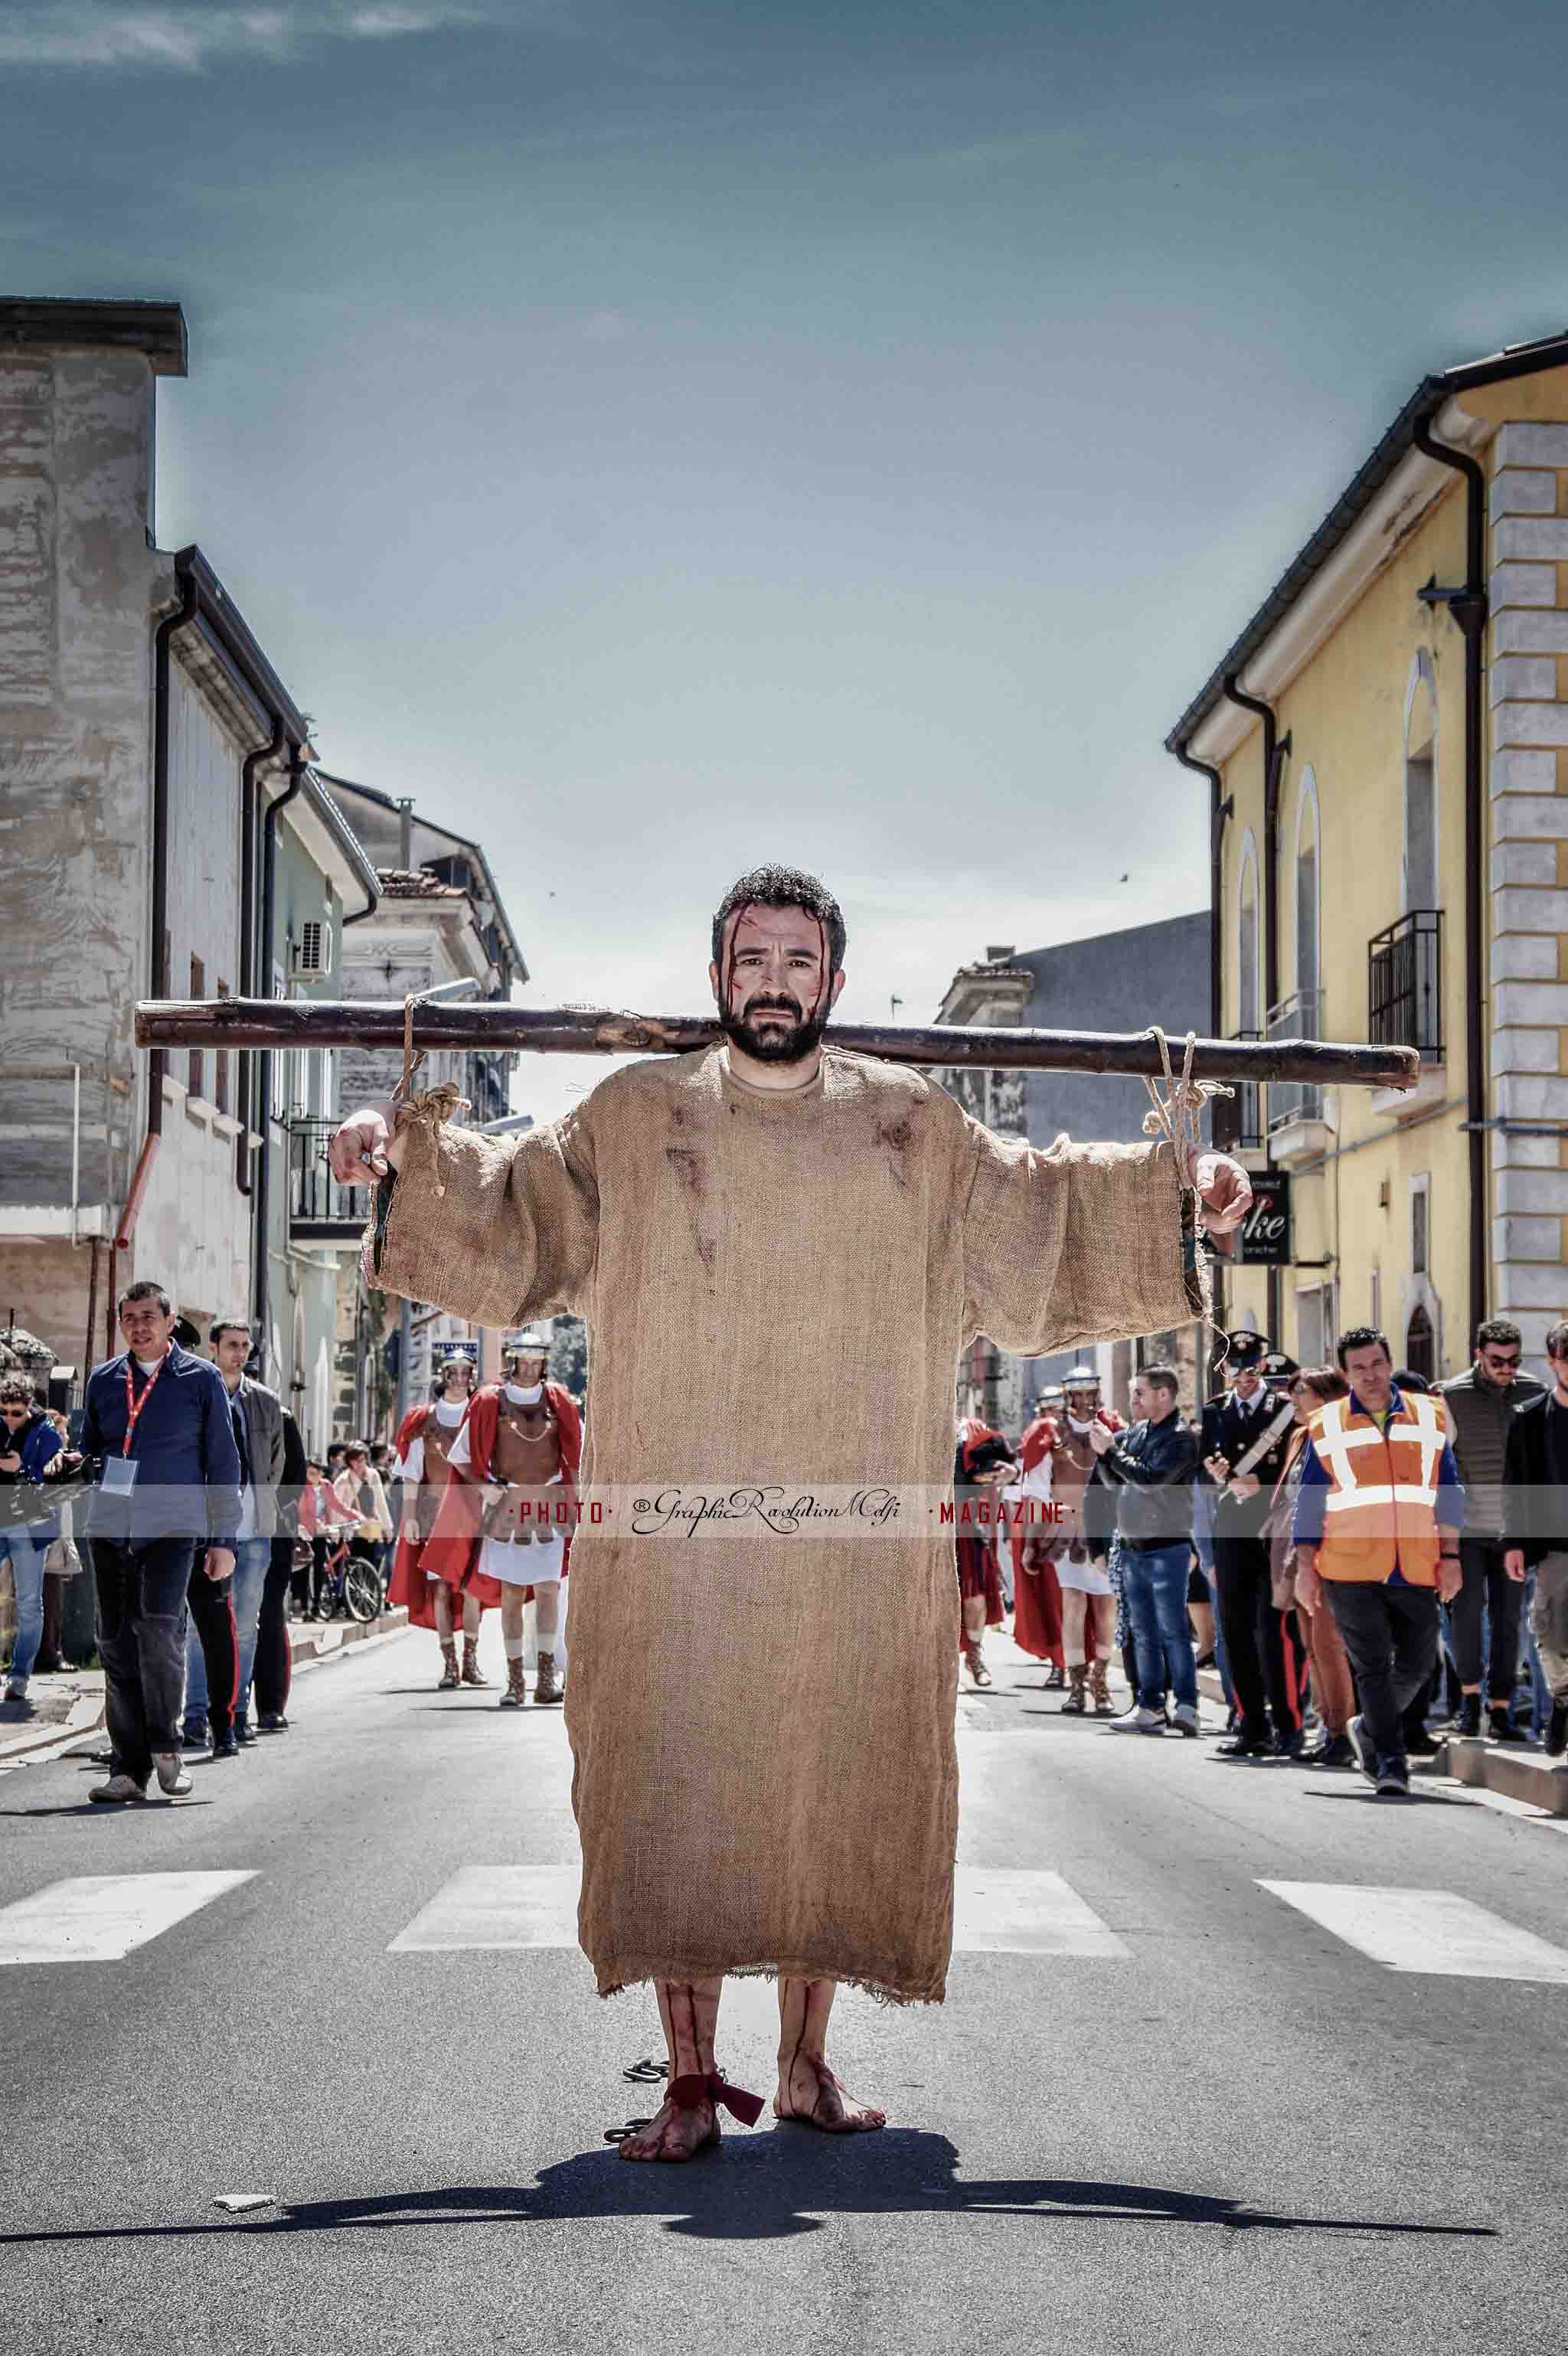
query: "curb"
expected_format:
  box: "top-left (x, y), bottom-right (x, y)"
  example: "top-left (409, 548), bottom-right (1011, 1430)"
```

top-left (1439, 1731), bottom-right (1568, 1816)
top-left (0, 1687), bottom-right (104, 1766)
top-left (0, 1607), bottom-right (410, 1766)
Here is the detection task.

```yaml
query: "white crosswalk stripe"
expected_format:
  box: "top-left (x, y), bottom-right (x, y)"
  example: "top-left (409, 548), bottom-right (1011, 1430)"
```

top-left (952, 1868), bottom-right (1129, 1957)
top-left (0, 1872), bottom-right (256, 1965)
top-left (1259, 1881), bottom-right (1568, 1984)
top-left (386, 1865), bottom-right (1128, 1959)
top-left (388, 1865), bottom-right (581, 1951)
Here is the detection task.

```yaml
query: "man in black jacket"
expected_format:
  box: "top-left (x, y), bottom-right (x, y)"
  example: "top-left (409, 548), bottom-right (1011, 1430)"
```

top-left (1091, 1366), bottom-right (1200, 1736)
top-left (1502, 1316), bottom-right (1568, 1762)
top-left (1440, 1318), bottom-right (1545, 1740)
top-left (1200, 1334), bottom-right (1303, 1760)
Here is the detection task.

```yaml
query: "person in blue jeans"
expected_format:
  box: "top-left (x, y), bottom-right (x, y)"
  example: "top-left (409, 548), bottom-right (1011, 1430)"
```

top-left (0, 1377), bottom-right (64, 1719)
top-left (1089, 1364), bottom-right (1201, 1735)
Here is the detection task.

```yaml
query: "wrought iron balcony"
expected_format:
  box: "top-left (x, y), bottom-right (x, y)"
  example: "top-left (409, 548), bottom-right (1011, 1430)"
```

top-left (288, 1119), bottom-right (371, 1241)
top-left (1266, 989), bottom-right (1323, 1131)
top-left (1368, 908), bottom-right (1442, 1057)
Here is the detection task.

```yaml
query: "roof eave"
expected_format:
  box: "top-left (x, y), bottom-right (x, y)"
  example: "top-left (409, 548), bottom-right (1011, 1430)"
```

top-left (1165, 331), bottom-right (1568, 760)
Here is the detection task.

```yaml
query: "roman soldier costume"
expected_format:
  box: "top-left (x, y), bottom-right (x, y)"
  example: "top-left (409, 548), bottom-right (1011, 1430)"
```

top-left (388, 1384), bottom-right (502, 1687)
top-left (430, 1356), bottom-right (583, 1708)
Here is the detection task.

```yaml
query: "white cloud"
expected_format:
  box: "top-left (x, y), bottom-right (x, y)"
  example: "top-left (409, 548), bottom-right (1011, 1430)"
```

top-left (0, 2), bottom-right (492, 69)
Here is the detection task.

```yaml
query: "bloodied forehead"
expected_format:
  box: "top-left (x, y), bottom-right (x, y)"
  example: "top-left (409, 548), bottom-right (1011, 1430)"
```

top-left (720, 904), bottom-right (831, 966)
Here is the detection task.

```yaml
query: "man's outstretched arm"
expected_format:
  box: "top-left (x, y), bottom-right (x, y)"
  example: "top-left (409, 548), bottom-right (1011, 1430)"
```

top-left (330, 1095), bottom-right (599, 1331)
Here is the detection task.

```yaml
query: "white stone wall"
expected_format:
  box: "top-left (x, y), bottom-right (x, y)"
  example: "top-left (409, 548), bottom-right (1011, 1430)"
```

top-left (1488, 421), bottom-right (1568, 1356)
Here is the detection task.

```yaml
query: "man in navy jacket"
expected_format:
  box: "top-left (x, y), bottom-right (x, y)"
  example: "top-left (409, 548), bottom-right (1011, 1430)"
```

top-left (77, 1279), bottom-right (241, 1802)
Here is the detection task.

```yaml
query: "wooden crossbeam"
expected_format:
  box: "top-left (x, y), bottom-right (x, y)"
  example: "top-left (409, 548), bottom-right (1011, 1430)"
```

top-left (135, 996), bottom-right (1419, 1090)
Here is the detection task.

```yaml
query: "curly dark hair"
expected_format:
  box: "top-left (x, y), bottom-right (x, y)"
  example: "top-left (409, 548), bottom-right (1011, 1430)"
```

top-left (710, 864), bottom-right (847, 977)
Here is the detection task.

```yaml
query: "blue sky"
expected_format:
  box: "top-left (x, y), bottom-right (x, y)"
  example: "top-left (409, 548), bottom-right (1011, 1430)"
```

top-left (5, 0), bottom-right (1568, 1121)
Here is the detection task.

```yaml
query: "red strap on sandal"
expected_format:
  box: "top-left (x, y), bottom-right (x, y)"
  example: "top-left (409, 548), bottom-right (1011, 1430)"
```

top-left (666, 2070), bottom-right (766, 2127)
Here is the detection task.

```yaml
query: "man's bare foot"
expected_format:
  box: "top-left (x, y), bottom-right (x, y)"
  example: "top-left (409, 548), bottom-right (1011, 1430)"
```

top-left (617, 2093), bottom-right (719, 2163)
top-left (774, 2052), bottom-right (886, 2133)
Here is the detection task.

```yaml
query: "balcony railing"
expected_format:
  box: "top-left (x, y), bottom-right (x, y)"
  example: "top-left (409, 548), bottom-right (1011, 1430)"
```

top-left (1266, 988), bottom-right (1323, 1130)
top-left (289, 1119), bottom-right (371, 1240)
top-left (1368, 908), bottom-right (1442, 1057)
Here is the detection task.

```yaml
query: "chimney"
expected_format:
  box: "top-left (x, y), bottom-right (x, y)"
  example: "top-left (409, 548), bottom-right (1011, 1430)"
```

top-left (985, 943), bottom-right (1015, 964)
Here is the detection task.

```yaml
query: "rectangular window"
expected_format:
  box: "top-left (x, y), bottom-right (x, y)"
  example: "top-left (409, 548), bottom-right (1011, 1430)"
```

top-left (188, 955), bottom-right (205, 1100)
top-left (1296, 1283), bottom-right (1335, 1369)
top-left (1412, 1179), bottom-right (1429, 1276)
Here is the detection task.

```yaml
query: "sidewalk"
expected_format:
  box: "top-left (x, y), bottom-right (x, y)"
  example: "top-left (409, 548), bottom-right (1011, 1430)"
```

top-left (0, 1608), bottom-right (410, 1768)
top-left (1198, 1663), bottom-right (1568, 1815)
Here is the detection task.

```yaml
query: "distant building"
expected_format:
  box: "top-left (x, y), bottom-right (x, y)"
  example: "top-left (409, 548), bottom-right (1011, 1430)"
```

top-left (0, 299), bottom-right (377, 1439)
top-left (934, 913), bottom-right (1210, 1426)
top-left (315, 774), bottom-right (528, 1429)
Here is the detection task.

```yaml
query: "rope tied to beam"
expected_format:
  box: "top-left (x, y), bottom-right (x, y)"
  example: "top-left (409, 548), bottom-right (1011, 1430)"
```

top-left (391, 991), bottom-right (470, 1198)
top-left (1140, 1025), bottom-right (1228, 1333)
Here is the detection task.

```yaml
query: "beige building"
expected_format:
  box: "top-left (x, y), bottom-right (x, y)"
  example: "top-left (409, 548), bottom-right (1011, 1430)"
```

top-left (1166, 328), bottom-right (1568, 1377)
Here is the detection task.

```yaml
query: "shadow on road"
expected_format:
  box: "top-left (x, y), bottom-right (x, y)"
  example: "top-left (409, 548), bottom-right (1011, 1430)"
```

top-left (0, 2131), bottom-right (1499, 2248)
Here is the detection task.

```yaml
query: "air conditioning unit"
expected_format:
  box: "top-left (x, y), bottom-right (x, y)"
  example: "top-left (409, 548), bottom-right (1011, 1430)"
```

top-left (292, 920), bottom-right (332, 979)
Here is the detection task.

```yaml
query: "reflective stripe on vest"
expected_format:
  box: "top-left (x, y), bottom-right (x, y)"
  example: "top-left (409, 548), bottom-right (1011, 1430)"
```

top-left (1308, 1391), bottom-right (1448, 1583)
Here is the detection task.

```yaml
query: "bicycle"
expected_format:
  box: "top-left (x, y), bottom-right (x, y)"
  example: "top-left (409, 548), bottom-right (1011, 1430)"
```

top-left (295, 1528), bottom-right (383, 1625)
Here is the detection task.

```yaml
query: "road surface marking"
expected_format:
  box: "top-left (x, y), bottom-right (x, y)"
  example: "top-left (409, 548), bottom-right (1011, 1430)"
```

top-left (1259, 1882), bottom-right (1568, 1983)
top-left (953, 1868), bottom-right (1130, 1956)
top-left (390, 1865), bottom-right (1127, 1957)
top-left (0, 1871), bottom-right (256, 1965)
top-left (389, 1865), bottom-right (582, 1949)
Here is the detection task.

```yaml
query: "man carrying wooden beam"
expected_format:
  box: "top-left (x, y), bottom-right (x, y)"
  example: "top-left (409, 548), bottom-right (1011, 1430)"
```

top-left (328, 863), bottom-right (1252, 2162)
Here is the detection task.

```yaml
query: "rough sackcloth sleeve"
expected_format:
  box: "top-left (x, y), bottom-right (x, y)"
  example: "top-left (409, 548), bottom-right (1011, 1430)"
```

top-left (959, 1121), bottom-right (1201, 1354)
top-left (364, 1099), bottom-right (600, 1328)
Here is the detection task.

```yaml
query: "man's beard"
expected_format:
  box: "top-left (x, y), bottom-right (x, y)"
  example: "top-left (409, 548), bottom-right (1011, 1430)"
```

top-left (720, 992), bottom-right (829, 1065)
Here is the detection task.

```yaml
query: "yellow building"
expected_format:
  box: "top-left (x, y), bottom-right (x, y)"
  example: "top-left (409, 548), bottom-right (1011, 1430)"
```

top-left (1166, 331), bottom-right (1568, 1379)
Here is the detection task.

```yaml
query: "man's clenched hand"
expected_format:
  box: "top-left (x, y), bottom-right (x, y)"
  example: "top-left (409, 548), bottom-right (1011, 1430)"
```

top-left (330, 1100), bottom-right (403, 1187)
top-left (1187, 1150), bottom-right (1252, 1237)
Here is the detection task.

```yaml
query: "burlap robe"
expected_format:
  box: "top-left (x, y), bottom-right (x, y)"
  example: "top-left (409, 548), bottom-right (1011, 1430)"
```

top-left (367, 1044), bottom-right (1199, 2004)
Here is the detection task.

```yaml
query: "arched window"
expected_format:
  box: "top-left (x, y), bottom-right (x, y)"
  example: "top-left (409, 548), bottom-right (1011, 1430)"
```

top-left (1236, 832), bottom-right (1260, 1034)
top-left (1403, 657), bottom-right (1439, 915)
top-left (1405, 1302), bottom-right (1435, 1384)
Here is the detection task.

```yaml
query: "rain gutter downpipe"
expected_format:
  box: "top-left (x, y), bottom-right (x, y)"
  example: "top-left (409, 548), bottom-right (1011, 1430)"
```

top-left (117, 566), bottom-right (200, 1273)
top-left (1221, 674), bottom-right (1291, 1021)
top-left (1174, 741), bottom-right (1229, 1038)
top-left (145, 567), bottom-right (200, 1141)
top-left (1222, 675), bottom-right (1290, 1341)
top-left (236, 716), bottom-right (287, 1197)
top-left (1413, 416), bottom-right (1488, 1341)
top-left (253, 748), bottom-right (309, 1349)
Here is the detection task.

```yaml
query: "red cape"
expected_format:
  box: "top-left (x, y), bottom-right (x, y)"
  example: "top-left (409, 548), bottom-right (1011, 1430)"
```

top-left (1008, 1407), bottom-right (1122, 1663)
top-left (385, 1400), bottom-right (501, 1628)
top-left (420, 1381), bottom-right (583, 1606)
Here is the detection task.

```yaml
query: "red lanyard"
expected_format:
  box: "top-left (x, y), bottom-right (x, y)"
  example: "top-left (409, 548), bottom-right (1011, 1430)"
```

top-left (122, 1352), bottom-right (168, 1458)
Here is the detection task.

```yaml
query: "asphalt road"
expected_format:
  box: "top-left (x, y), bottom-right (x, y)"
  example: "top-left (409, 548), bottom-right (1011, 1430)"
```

top-left (3, 1619), bottom-right (1566, 2356)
